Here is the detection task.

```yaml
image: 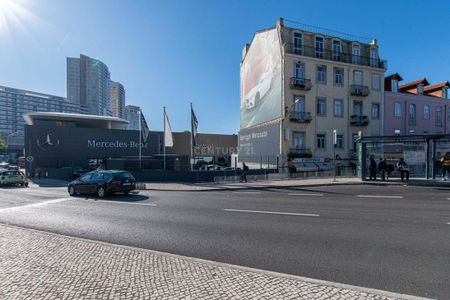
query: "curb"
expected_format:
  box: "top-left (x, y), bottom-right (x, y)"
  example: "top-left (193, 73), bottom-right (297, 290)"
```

top-left (0, 224), bottom-right (432, 300)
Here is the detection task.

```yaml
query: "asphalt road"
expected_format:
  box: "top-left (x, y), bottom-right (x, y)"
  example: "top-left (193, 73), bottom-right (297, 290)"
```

top-left (0, 183), bottom-right (449, 299)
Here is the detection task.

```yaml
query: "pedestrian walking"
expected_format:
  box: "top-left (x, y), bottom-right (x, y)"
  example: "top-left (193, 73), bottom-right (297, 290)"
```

top-left (378, 158), bottom-right (387, 181)
top-left (369, 155), bottom-right (377, 181)
top-left (439, 152), bottom-right (450, 181)
top-left (397, 158), bottom-right (409, 181)
top-left (240, 162), bottom-right (248, 183)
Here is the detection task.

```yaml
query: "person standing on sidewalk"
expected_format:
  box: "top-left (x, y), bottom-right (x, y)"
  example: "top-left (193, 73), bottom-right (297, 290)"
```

top-left (440, 152), bottom-right (450, 180)
top-left (378, 158), bottom-right (387, 181)
top-left (397, 158), bottom-right (409, 181)
top-left (369, 156), bottom-right (377, 181)
top-left (240, 162), bottom-right (248, 183)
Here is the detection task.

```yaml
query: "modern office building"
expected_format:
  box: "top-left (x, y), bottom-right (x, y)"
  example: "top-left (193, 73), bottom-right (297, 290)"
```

top-left (239, 18), bottom-right (386, 165)
top-left (67, 54), bottom-right (112, 116)
top-left (109, 80), bottom-right (125, 119)
top-left (0, 85), bottom-right (86, 156)
top-left (125, 105), bottom-right (142, 130)
top-left (384, 73), bottom-right (450, 135)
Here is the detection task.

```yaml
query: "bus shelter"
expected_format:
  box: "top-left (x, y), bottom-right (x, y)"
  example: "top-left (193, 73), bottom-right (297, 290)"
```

top-left (358, 134), bottom-right (450, 180)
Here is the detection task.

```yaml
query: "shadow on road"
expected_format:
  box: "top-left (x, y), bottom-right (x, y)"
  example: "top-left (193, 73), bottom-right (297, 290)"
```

top-left (77, 192), bottom-right (150, 203)
top-left (29, 179), bottom-right (69, 188)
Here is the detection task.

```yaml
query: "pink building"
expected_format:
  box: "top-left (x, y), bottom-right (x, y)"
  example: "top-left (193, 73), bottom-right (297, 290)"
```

top-left (384, 73), bottom-right (450, 135)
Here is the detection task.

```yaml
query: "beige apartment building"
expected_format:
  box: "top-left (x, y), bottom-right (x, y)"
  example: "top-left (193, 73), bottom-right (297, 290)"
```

top-left (239, 18), bottom-right (386, 165)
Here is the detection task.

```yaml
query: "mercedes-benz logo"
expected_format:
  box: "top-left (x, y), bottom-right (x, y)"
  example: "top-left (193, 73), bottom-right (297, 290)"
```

top-left (37, 133), bottom-right (60, 151)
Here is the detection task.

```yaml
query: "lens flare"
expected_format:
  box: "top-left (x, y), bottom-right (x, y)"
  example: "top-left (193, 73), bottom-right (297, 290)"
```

top-left (0, 0), bottom-right (31, 36)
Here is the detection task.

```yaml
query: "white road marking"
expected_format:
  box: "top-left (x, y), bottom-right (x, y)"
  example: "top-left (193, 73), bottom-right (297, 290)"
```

top-left (357, 195), bottom-right (403, 199)
top-left (0, 198), bottom-right (72, 212)
top-left (288, 193), bottom-right (324, 197)
top-left (224, 208), bottom-right (319, 217)
top-left (94, 200), bottom-right (156, 207)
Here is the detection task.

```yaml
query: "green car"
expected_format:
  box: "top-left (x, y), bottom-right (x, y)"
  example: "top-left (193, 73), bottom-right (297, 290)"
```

top-left (0, 170), bottom-right (28, 186)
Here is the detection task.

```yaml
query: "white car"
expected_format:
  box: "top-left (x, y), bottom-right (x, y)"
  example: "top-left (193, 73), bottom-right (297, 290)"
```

top-left (243, 70), bottom-right (272, 110)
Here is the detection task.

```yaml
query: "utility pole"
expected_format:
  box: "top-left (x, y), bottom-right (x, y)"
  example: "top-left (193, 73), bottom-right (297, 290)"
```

top-left (333, 129), bottom-right (337, 182)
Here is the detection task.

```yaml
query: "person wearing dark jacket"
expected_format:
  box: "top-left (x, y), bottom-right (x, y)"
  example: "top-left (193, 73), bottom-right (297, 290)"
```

top-left (378, 158), bottom-right (387, 181)
top-left (240, 162), bottom-right (248, 183)
top-left (397, 158), bottom-right (409, 181)
top-left (369, 156), bottom-right (377, 181)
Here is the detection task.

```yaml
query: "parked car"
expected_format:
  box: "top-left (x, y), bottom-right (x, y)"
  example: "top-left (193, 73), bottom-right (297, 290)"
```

top-left (0, 170), bottom-right (28, 187)
top-left (67, 170), bottom-right (136, 198)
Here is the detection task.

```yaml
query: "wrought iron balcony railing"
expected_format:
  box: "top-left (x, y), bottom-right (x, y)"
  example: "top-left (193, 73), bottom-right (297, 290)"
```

top-left (289, 111), bottom-right (312, 123)
top-left (289, 77), bottom-right (312, 90)
top-left (350, 115), bottom-right (369, 126)
top-left (289, 147), bottom-right (312, 154)
top-left (285, 43), bottom-right (387, 69)
top-left (350, 85), bottom-right (370, 96)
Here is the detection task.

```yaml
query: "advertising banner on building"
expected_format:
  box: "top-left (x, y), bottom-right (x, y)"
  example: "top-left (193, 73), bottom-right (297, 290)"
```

top-left (238, 123), bottom-right (280, 163)
top-left (240, 28), bottom-right (281, 129)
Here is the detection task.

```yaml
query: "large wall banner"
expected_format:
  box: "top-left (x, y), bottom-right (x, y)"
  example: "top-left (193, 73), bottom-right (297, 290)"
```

top-left (240, 28), bottom-right (282, 129)
top-left (238, 123), bottom-right (280, 163)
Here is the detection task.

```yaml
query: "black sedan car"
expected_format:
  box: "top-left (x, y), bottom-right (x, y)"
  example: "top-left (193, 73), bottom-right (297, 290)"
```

top-left (68, 170), bottom-right (136, 198)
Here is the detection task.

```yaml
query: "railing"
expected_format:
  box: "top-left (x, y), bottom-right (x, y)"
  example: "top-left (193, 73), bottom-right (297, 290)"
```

top-left (350, 85), bottom-right (370, 96)
top-left (289, 111), bottom-right (312, 123)
top-left (350, 115), bottom-right (369, 126)
top-left (289, 147), bottom-right (312, 154)
top-left (285, 43), bottom-right (387, 69)
top-left (289, 77), bottom-right (312, 90)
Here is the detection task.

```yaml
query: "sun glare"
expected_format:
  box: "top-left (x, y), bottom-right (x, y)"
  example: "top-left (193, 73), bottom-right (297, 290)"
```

top-left (0, 0), bottom-right (30, 35)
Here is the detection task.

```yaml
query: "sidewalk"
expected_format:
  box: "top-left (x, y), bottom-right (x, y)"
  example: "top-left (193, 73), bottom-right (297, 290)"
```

top-left (0, 224), bottom-right (427, 300)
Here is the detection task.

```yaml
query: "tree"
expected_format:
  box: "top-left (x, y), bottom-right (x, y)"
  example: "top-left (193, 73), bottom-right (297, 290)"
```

top-left (0, 136), bottom-right (5, 151)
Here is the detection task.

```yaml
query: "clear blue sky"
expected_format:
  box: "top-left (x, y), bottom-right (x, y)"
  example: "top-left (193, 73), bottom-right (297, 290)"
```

top-left (1, 0), bottom-right (449, 134)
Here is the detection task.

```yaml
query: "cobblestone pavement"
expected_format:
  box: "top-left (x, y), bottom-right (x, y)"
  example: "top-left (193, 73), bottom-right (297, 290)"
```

top-left (0, 225), bottom-right (426, 300)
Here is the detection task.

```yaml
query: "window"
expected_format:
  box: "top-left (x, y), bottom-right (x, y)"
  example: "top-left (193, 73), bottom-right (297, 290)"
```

top-left (409, 104), bottom-right (416, 125)
top-left (316, 134), bottom-right (326, 149)
top-left (294, 62), bottom-right (304, 80)
top-left (372, 74), bottom-right (381, 90)
top-left (336, 134), bottom-right (344, 149)
top-left (443, 87), bottom-right (449, 99)
top-left (293, 132), bottom-right (305, 150)
top-left (371, 103), bottom-right (380, 119)
top-left (316, 65), bottom-right (326, 83)
top-left (334, 99), bottom-right (343, 117)
top-left (352, 43), bottom-right (360, 64)
top-left (423, 105), bottom-right (430, 120)
top-left (315, 36), bottom-right (324, 58)
top-left (294, 96), bottom-right (305, 113)
top-left (391, 79), bottom-right (398, 92)
top-left (353, 101), bottom-right (362, 116)
top-left (370, 48), bottom-right (378, 67)
top-left (316, 98), bottom-right (327, 116)
top-left (417, 84), bottom-right (424, 95)
top-left (293, 32), bottom-right (302, 54)
top-left (353, 70), bottom-right (363, 85)
top-left (394, 102), bottom-right (402, 117)
top-left (332, 40), bottom-right (341, 61)
top-left (448, 107), bottom-right (450, 119)
top-left (334, 68), bottom-right (344, 85)
top-left (436, 107), bottom-right (443, 126)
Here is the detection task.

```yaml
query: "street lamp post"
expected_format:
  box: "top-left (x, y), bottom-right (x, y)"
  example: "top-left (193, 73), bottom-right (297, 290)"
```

top-left (333, 129), bottom-right (337, 182)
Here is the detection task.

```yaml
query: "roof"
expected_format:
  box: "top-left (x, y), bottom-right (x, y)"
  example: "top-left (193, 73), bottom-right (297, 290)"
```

top-left (23, 112), bottom-right (129, 130)
top-left (399, 78), bottom-right (430, 90)
top-left (423, 81), bottom-right (450, 91)
top-left (384, 73), bottom-right (403, 81)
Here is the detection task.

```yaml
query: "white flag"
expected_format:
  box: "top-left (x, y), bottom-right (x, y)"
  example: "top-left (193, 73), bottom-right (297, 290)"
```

top-left (164, 111), bottom-right (174, 147)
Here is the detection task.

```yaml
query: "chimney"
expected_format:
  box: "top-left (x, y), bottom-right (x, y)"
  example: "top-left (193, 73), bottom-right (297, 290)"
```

top-left (277, 18), bottom-right (284, 27)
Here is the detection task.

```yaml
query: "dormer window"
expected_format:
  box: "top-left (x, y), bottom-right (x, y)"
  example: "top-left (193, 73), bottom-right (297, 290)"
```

top-left (332, 40), bottom-right (341, 61)
top-left (391, 79), bottom-right (398, 92)
top-left (370, 47), bottom-right (378, 67)
top-left (443, 87), bottom-right (449, 99)
top-left (352, 43), bottom-right (360, 64)
top-left (417, 83), bottom-right (424, 95)
top-left (315, 36), bottom-right (324, 59)
top-left (293, 32), bottom-right (302, 55)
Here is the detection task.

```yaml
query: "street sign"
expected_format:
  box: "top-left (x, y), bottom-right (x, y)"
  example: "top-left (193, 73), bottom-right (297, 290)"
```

top-left (26, 156), bottom-right (34, 162)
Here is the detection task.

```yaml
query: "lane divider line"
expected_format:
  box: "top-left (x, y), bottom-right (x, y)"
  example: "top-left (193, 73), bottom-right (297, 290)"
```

top-left (224, 208), bottom-right (319, 217)
top-left (357, 195), bottom-right (403, 199)
top-left (0, 198), bottom-right (72, 213)
top-left (288, 193), bottom-right (324, 197)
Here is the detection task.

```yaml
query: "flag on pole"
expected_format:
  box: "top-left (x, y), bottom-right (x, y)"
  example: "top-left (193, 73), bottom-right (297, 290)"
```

top-left (164, 110), bottom-right (174, 147)
top-left (191, 106), bottom-right (198, 146)
top-left (140, 111), bottom-right (150, 143)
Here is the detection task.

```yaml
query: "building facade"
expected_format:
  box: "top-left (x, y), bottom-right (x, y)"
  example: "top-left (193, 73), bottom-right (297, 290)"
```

top-left (239, 18), bottom-right (386, 165)
top-left (67, 54), bottom-right (112, 116)
top-left (0, 85), bottom-right (85, 154)
top-left (384, 73), bottom-right (450, 135)
top-left (125, 105), bottom-right (142, 130)
top-left (109, 80), bottom-right (125, 119)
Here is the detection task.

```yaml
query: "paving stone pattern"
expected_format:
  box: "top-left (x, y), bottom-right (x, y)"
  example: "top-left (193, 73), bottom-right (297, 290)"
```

top-left (0, 225), bottom-right (406, 300)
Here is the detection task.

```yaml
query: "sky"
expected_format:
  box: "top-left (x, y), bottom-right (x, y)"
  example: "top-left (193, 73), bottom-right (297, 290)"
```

top-left (0, 0), bottom-right (449, 134)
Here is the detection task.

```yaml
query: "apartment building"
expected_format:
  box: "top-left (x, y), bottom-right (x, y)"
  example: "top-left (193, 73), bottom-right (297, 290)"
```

top-left (109, 80), bottom-right (125, 119)
top-left (384, 73), bottom-right (450, 135)
top-left (239, 18), bottom-right (386, 164)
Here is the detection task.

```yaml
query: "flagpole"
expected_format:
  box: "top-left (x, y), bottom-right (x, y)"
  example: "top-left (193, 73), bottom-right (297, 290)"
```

top-left (190, 102), bottom-right (194, 171)
top-left (163, 106), bottom-right (166, 171)
top-left (139, 110), bottom-right (142, 172)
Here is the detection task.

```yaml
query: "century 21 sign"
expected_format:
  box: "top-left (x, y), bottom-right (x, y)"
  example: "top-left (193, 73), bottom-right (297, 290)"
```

top-left (87, 140), bottom-right (147, 149)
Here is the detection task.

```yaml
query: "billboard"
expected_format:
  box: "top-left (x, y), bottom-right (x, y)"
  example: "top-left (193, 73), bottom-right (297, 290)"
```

top-left (240, 28), bottom-right (282, 129)
top-left (238, 123), bottom-right (280, 163)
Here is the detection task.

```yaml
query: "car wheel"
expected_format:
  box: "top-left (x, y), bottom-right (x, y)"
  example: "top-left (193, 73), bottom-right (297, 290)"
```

top-left (97, 186), bottom-right (106, 198)
top-left (68, 185), bottom-right (75, 196)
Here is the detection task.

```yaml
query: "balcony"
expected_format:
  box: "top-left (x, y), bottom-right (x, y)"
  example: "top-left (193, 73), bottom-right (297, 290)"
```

top-left (285, 43), bottom-right (387, 69)
top-left (289, 111), bottom-right (312, 123)
top-left (350, 115), bottom-right (369, 126)
top-left (350, 85), bottom-right (370, 96)
top-left (289, 77), bottom-right (312, 90)
top-left (289, 147), bottom-right (312, 157)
